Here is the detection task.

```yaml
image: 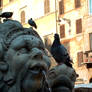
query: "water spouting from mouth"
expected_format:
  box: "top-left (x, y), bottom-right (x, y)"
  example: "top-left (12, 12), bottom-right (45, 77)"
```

top-left (42, 70), bottom-right (52, 92)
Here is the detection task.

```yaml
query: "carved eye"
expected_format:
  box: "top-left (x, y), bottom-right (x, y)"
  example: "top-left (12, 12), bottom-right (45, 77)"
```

top-left (16, 48), bottom-right (29, 55)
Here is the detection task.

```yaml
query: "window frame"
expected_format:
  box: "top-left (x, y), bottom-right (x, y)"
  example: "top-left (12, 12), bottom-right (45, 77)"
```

top-left (44, 0), bottom-right (50, 14)
top-left (75, 0), bottom-right (81, 8)
top-left (59, 0), bottom-right (64, 15)
top-left (77, 51), bottom-right (83, 67)
top-left (9, 0), bottom-right (13, 2)
top-left (76, 18), bottom-right (82, 34)
top-left (60, 24), bottom-right (65, 38)
top-left (20, 10), bottom-right (25, 24)
top-left (0, 0), bottom-right (3, 7)
top-left (89, 33), bottom-right (92, 50)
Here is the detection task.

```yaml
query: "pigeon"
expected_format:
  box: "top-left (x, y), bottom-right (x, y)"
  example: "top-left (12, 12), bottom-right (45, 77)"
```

top-left (28, 18), bottom-right (37, 29)
top-left (0, 12), bottom-right (13, 19)
top-left (50, 33), bottom-right (73, 68)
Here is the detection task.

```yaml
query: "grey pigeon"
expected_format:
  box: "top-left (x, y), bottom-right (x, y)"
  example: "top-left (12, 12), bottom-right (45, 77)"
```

top-left (0, 12), bottom-right (13, 19)
top-left (28, 18), bottom-right (37, 29)
top-left (50, 33), bottom-right (73, 68)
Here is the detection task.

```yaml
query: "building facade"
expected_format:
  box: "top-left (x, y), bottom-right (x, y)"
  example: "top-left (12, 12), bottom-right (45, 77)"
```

top-left (1, 0), bottom-right (92, 84)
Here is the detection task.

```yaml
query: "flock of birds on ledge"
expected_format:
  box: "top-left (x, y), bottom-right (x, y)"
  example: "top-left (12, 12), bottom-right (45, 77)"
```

top-left (0, 11), bottom-right (73, 68)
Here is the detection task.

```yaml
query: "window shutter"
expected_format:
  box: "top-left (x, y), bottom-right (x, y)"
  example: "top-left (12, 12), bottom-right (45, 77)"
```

top-left (75, 0), bottom-right (81, 8)
top-left (0, 0), bottom-right (2, 7)
top-left (77, 51), bottom-right (83, 67)
top-left (0, 0), bottom-right (1, 7)
top-left (9, 0), bottom-right (13, 2)
top-left (76, 19), bottom-right (82, 34)
top-left (89, 33), bottom-right (92, 50)
top-left (44, 0), bottom-right (50, 14)
top-left (59, 0), bottom-right (64, 15)
top-left (60, 24), bottom-right (65, 38)
top-left (21, 11), bottom-right (25, 24)
top-left (47, 0), bottom-right (50, 13)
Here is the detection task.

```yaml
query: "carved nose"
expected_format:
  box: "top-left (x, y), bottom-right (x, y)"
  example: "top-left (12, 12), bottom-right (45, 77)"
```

top-left (31, 48), bottom-right (43, 59)
top-left (4, 72), bottom-right (15, 86)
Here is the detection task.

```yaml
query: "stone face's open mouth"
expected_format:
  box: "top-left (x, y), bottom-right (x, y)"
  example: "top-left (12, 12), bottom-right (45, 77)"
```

top-left (4, 78), bottom-right (16, 86)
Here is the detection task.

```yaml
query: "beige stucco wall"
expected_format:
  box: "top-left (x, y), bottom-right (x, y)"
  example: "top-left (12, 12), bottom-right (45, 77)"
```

top-left (35, 13), bottom-right (56, 37)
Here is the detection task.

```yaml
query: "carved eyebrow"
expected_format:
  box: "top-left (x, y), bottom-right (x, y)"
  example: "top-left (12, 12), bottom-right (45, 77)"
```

top-left (10, 38), bottom-right (26, 50)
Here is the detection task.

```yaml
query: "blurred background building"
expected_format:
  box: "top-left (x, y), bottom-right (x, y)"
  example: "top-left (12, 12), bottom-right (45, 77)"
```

top-left (1, 0), bottom-right (92, 84)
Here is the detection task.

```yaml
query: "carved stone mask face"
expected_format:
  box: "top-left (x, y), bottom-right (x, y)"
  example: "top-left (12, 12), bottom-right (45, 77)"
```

top-left (4, 34), bottom-right (51, 91)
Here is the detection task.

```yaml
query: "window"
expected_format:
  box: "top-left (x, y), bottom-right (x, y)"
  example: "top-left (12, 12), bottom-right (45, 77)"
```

top-left (21, 11), bottom-right (25, 24)
top-left (77, 51), bottom-right (83, 67)
top-left (76, 19), bottom-right (82, 34)
top-left (9, 0), bottom-right (13, 2)
top-left (89, 33), bottom-right (92, 50)
top-left (60, 24), bottom-right (65, 38)
top-left (0, 0), bottom-right (2, 7)
top-left (59, 0), bottom-right (64, 15)
top-left (75, 0), bottom-right (81, 8)
top-left (44, 0), bottom-right (50, 14)
top-left (89, 0), bottom-right (92, 15)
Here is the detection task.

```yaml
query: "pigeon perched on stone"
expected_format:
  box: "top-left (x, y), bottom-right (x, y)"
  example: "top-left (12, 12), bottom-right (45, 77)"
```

top-left (0, 12), bottom-right (13, 19)
top-left (50, 33), bottom-right (73, 68)
top-left (28, 18), bottom-right (37, 29)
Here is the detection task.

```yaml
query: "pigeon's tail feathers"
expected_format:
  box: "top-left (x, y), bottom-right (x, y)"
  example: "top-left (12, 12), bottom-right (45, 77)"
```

top-left (66, 54), bottom-right (73, 63)
top-left (34, 24), bottom-right (37, 29)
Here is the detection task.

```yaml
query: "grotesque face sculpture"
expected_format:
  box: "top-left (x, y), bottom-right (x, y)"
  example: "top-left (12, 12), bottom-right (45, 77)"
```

top-left (0, 20), bottom-right (77, 92)
top-left (47, 64), bottom-right (78, 92)
top-left (0, 20), bottom-right (51, 92)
